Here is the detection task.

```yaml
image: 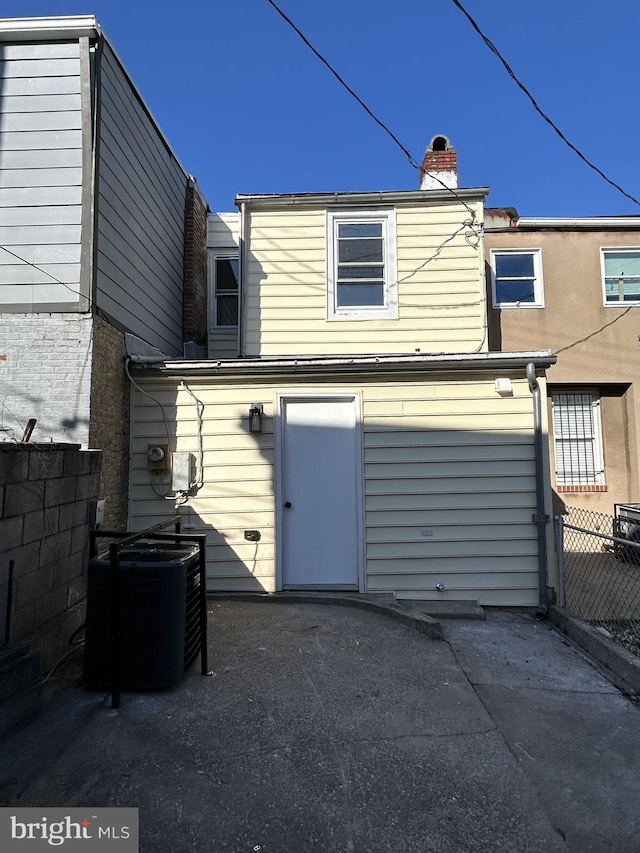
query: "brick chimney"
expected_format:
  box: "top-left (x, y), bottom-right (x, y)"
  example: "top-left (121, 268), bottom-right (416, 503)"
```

top-left (420, 134), bottom-right (458, 190)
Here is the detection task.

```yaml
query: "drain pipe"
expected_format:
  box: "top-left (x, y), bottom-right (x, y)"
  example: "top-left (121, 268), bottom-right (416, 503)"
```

top-left (526, 362), bottom-right (549, 616)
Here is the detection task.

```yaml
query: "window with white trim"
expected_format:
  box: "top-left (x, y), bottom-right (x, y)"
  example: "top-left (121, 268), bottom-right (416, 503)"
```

top-left (490, 249), bottom-right (544, 307)
top-left (327, 210), bottom-right (397, 319)
top-left (552, 392), bottom-right (604, 487)
top-left (601, 248), bottom-right (640, 304)
top-left (209, 252), bottom-right (238, 328)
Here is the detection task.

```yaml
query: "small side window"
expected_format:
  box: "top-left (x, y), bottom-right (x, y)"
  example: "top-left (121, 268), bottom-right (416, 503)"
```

top-left (209, 253), bottom-right (239, 327)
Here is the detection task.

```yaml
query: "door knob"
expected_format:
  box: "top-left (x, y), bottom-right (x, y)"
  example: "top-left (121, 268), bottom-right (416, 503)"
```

top-left (284, 501), bottom-right (292, 508)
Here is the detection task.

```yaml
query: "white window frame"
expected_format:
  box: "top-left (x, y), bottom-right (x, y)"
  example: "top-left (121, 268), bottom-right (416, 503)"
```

top-left (490, 248), bottom-right (544, 308)
top-left (600, 247), bottom-right (640, 306)
top-left (208, 250), bottom-right (239, 330)
top-left (551, 391), bottom-right (605, 487)
top-left (327, 209), bottom-right (397, 320)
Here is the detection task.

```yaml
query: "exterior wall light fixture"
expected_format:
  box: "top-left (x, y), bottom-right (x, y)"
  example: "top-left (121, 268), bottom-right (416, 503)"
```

top-left (249, 403), bottom-right (264, 433)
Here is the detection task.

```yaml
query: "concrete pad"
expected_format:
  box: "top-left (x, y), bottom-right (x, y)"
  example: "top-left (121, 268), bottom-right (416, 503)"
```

top-left (443, 611), bottom-right (640, 853)
top-left (474, 684), bottom-right (640, 853)
top-left (2, 602), bottom-right (568, 852)
top-left (443, 610), bottom-right (618, 693)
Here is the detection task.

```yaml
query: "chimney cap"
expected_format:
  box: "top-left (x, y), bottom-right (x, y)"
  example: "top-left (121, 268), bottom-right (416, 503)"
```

top-left (426, 134), bottom-right (454, 153)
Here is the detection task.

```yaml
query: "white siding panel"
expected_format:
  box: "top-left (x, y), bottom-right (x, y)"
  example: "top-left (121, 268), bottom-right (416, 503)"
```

top-left (0, 110), bottom-right (82, 132)
top-left (0, 185), bottom-right (82, 207)
top-left (2, 43), bottom-right (80, 60)
top-left (0, 205), bottom-right (82, 226)
top-left (0, 244), bottom-right (81, 264)
top-left (0, 148), bottom-right (83, 169)
top-left (0, 58), bottom-right (80, 78)
top-left (0, 129), bottom-right (82, 150)
top-left (1, 75), bottom-right (81, 97)
top-left (0, 224), bottom-right (81, 244)
top-left (0, 40), bottom-right (84, 310)
top-left (0, 93), bottom-right (82, 114)
top-left (0, 167), bottom-right (82, 188)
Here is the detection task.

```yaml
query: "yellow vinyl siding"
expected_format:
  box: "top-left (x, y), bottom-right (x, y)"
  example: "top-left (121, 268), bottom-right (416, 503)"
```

top-left (243, 200), bottom-right (486, 356)
top-left (130, 371), bottom-right (552, 605)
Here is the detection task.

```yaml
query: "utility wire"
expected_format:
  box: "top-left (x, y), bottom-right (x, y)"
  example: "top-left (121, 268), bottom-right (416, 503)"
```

top-left (0, 244), bottom-right (93, 307)
top-left (449, 0), bottom-right (640, 209)
top-left (264, 0), bottom-right (480, 227)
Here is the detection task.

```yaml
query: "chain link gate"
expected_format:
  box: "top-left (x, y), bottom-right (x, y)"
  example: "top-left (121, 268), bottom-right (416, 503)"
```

top-left (555, 506), bottom-right (640, 656)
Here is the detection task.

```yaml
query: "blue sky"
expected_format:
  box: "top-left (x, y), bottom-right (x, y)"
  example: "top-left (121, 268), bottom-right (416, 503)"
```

top-left (3, 0), bottom-right (639, 216)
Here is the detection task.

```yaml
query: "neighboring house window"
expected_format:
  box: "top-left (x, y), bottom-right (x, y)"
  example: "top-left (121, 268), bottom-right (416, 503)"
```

top-left (209, 253), bottom-right (239, 327)
top-left (490, 249), bottom-right (544, 307)
top-left (327, 210), bottom-right (397, 319)
top-left (552, 392), bottom-right (604, 488)
top-left (601, 249), bottom-right (640, 304)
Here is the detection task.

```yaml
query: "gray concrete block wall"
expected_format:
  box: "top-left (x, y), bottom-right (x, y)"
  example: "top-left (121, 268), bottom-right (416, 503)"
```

top-left (0, 443), bottom-right (101, 653)
top-left (0, 315), bottom-right (93, 445)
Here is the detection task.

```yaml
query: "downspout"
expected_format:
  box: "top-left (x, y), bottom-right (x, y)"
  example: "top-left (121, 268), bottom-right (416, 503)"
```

top-left (526, 362), bottom-right (549, 616)
top-left (238, 202), bottom-right (246, 357)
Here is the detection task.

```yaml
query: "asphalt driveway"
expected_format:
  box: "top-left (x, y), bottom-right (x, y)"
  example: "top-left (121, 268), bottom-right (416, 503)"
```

top-left (2, 601), bottom-right (639, 852)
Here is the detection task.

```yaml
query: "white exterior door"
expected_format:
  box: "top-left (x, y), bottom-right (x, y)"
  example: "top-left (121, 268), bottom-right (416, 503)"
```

top-left (279, 396), bottom-right (361, 589)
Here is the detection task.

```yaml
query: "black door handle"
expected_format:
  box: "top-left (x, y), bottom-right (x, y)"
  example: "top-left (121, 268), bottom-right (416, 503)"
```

top-left (284, 501), bottom-right (292, 508)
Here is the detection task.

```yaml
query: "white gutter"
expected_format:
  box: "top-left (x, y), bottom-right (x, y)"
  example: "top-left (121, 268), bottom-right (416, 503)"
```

top-left (129, 350), bottom-right (555, 376)
top-left (0, 15), bottom-right (99, 39)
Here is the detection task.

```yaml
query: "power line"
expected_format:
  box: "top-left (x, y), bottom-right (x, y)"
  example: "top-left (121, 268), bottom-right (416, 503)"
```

top-left (449, 0), bottom-right (640, 210)
top-left (0, 244), bottom-right (92, 307)
top-left (264, 0), bottom-right (481, 227)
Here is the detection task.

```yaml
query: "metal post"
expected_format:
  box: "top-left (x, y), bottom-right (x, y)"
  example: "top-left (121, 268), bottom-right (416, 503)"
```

top-left (197, 535), bottom-right (208, 676)
top-left (109, 542), bottom-right (122, 710)
top-left (4, 560), bottom-right (15, 646)
top-left (555, 515), bottom-right (566, 608)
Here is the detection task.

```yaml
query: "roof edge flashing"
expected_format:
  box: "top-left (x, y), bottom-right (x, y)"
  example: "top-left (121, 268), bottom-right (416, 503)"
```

top-left (0, 15), bottom-right (100, 40)
top-left (234, 188), bottom-right (490, 210)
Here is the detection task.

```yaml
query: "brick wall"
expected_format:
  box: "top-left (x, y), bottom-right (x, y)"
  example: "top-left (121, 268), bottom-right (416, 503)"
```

top-left (182, 179), bottom-right (209, 349)
top-left (89, 315), bottom-right (129, 530)
top-left (0, 314), bottom-right (93, 445)
top-left (0, 443), bottom-right (101, 666)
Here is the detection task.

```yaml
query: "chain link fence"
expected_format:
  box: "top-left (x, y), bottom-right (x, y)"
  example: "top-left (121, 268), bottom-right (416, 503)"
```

top-left (556, 506), bottom-right (640, 656)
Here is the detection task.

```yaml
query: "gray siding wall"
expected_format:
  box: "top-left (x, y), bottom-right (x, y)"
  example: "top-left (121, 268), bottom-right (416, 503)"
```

top-left (95, 42), bottom-right (187, 355)
top-left (0, 41), bottom-right (84, 309)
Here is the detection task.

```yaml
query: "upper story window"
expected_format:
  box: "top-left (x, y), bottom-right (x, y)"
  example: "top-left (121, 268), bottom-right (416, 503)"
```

top-left (327, 210), bottom-right (397, 320)
top-left (209, 252), bottom-right (239, 328)
top-left (490, 249), bottom-right (544, 307)
top-left (601, 249), bottom-right (640, 304)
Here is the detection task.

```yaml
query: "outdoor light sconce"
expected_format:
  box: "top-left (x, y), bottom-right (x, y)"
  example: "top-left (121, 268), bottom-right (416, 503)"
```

top-left (249, 403), bottom-right (264, 433)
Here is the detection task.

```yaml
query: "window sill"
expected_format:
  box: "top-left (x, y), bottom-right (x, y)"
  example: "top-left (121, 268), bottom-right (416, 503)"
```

top-left (493, 303), bottom-right (545, 309)
top-left (556, 485), bottom-right (608, 493)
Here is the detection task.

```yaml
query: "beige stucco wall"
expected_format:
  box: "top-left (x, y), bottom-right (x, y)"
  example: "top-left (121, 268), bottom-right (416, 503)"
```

top-left (486, 228), bottom-right (640, 513)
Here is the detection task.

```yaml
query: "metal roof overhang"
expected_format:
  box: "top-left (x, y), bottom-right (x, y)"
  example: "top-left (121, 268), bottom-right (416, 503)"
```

top-left (130, 350), bottom-right (556, 379)
top-left (0, 15), bottom-right (100, 40)
top-left (234, 188), bottom-right (490, 210)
